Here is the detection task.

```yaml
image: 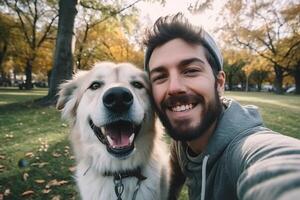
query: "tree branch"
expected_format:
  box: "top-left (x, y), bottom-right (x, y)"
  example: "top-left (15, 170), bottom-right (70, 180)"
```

top-left (89, 0), bottom-right (142, 29)
top-left (37, 14), bottom-right (58, 48)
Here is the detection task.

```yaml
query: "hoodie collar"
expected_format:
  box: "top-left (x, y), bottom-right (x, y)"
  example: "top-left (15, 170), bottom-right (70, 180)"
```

top-left (184, 98), bottom-right (264, 165)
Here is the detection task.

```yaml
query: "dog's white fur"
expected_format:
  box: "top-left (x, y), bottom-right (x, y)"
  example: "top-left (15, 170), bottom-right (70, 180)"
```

top-left (57, 62), bottom-right (169, 200)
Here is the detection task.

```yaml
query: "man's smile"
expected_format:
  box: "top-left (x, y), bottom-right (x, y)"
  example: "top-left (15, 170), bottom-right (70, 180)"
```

top-left (169, 103), bottom-right (196, 112)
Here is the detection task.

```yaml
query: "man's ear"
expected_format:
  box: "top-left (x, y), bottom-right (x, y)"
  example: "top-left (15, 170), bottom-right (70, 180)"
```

top-left (216, 71), bottom-right (226, 96)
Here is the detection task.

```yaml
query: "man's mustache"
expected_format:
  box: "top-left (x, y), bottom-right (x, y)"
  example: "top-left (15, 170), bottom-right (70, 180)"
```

top-left (161, 94), bottom-right (204, 109)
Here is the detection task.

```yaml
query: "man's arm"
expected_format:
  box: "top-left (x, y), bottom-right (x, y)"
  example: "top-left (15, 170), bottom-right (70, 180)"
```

top-left (231, 132), bottom-right (300, 200)
top-left (168, 141), bottom-right (186, 200)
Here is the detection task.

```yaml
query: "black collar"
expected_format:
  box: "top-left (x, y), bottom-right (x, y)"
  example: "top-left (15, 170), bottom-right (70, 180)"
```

top-left (103, 167), bottom-right (147, 181)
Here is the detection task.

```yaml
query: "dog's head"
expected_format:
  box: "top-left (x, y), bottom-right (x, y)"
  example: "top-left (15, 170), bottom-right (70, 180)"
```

top-left (57, 62), bottom-right (155, 164)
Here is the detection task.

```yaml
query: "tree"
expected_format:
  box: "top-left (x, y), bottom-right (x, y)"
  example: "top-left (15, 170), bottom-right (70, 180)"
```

top-left (42, 0), bottom-right (145, 104)
top-left (223, 49), bottom-right (247, 91)
top-left (2, 0), bottom-right (58, 89)
top-left (280, 3), bottom-right (300, 94)
top-left (220, 0), bottom-right (300, 94)
top-left (42, 0), bottom-right (78, 104)
top-left (0, 12), bottom-right (30, 85)
top-left (74, 0), bottom-right (142, 70)
top-left (74, 18), bottom-right (143, 69)
top-left (0, 13), bottom-right (14, 82)
top-left (243, 57), bottom-right (272, 91)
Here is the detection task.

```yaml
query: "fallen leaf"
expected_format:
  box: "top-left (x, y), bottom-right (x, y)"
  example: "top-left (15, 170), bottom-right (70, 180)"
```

top-left (42, 189), bottom-right (51, 194)
top-left (4, 189), bottom-right (10, 196)
top-left (52, 195), bottom-right (61, 200)
top-left (46, 179), bottom-right (59, 188)
top-left (38, 162), bottom-right (49, 168)
top-left (25, 152), bottom-right (34, 158)
top-left (0, 155), bottom-right (5, 160)
top-left (23, 173), bottom-right (29, 181)
top-left (46, 179), bottom-right (68, 188)
top-left (58, 180), bottom-right (68, 185)
top-left (52, 152), bottom-right (61, 158)
top-left (21, 190), bottom-right (34, 196)
top-left (61, 123), bottom-right (67, 127)
top-left (5, 134), bottom-right (14, 139)
top-left (29, 162), bottom-right (48, 168)
top-left (69, 166), bottom-right (76, 172)
top-left (0, 165), bottom-right (4, 169)
top-left (35, 179), bottom-right (45, 184)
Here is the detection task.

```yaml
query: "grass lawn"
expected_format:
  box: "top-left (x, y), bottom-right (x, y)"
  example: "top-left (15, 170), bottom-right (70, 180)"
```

top-left (0, 88), bottom-right (299, 200)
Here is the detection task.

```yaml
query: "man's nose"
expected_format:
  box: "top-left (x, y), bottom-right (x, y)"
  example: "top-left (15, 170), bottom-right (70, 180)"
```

top-left (167, 73), bottom-right (186, 95)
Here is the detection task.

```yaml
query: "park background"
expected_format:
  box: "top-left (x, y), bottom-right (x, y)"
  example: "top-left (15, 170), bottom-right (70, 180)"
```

top-left (0, 0), bottom-right (299, 199)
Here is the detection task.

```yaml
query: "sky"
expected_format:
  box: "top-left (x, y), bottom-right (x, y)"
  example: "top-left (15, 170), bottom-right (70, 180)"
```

top-left (136, 0), bottom-right (226, 33)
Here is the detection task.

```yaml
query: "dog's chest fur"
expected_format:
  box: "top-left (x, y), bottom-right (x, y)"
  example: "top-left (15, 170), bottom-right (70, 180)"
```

top-left (76, 160), bottom-right (166, 200)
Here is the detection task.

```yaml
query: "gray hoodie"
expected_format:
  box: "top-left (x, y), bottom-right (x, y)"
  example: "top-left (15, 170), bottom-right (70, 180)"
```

top-left (169, 99), bottom-right (300, 200)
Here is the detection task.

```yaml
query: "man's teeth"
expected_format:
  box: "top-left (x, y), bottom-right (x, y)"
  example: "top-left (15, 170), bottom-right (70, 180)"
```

top-left (171, 104), bottom-right (193, 112)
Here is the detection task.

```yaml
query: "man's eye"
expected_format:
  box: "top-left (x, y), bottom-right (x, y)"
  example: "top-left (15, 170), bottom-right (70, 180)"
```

top-left (89, 82), bottom-right (102, 90)
top-left (151, 74), bottom-right (167, 84)
top-left (183, 68), bottom-right (200, 76)
top-left (131, 81), bottom-right (144, 89)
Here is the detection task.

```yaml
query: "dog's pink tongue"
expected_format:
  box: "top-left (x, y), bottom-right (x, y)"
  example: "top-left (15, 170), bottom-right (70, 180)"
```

top-left (107, 129), bottom-right (132, 148)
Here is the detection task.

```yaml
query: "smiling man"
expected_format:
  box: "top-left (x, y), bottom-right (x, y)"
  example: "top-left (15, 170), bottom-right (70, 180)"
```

top-left (143, 13), bottom-right (300, 200)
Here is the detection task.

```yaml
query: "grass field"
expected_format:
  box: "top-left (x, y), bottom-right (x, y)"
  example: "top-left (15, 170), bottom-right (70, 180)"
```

top-left (0, 88), bottom-right (299, 200)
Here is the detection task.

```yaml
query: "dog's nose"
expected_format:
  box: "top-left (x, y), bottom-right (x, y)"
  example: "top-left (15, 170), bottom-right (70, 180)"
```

top-left (103, 87), bottom-right (133, 112)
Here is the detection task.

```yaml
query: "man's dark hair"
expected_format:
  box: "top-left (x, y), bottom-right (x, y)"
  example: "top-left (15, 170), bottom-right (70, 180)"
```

top-left (143, 13), bottom-right (223, 76)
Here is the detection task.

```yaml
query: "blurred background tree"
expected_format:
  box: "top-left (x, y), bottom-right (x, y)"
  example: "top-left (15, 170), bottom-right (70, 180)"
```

top-left (219, 0), bottom-right (300, 94)
top-left (0, 0), bottom-right (299, 99)
top-left (1, 0), bottom-right (58, 89)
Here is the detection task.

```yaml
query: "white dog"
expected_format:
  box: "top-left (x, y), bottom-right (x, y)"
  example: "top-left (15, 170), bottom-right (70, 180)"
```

top-left (57, 62), bottom-right (170, 200)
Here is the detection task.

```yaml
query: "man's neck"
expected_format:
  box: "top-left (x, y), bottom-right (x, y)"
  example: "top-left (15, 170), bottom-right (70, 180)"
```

top-left (186, 120), bottom-right (217, 156)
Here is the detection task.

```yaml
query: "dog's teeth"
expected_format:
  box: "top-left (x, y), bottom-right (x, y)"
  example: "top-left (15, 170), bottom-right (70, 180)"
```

top-left (107, 135), bottom-right (113, 145)
top-left (129, 133), bottom-right (135, 144)
top-left (100, 127), bottom-right (106, 134)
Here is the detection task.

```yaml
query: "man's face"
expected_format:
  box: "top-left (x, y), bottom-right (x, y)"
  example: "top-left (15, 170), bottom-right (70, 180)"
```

top-left (148, 38), bottom-right (225, 141)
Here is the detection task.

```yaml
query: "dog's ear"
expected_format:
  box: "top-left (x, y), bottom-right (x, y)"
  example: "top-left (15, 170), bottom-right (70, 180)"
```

top-left (56, 79), bottom-right (79, 120)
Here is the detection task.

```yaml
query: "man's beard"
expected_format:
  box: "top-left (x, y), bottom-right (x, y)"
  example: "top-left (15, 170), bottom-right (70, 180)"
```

top-left (153, 84), bottom-right (223, 141)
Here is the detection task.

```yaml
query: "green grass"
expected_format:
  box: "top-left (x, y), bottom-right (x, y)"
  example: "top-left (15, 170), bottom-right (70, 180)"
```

top-left (0, 88), bottom-right (299, 199)
top-left (225, 91), bottom-right (300, 138)
top-left (0, 88), bottom-right (76, 199)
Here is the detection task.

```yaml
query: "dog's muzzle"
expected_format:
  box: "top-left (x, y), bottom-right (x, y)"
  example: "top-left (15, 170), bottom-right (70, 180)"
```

top-left (89, 87), bottom-right (142, 158)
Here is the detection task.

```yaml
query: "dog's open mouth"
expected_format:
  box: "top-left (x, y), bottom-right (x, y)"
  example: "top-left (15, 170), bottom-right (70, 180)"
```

top-left (89, 119), bottom-right (141, 158)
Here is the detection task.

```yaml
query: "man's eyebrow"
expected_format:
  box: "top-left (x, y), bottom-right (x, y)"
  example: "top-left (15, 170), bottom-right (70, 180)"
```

top-left (149, 66), bottom-right (166, 76)
top-left (179, 57), bottom-right (205, 66)
top-left (149, 57), bottom-right (205, 76)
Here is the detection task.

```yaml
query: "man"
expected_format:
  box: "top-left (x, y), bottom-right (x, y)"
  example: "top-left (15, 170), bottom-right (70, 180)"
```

top-left (143, 13), bottom-right (300, 200)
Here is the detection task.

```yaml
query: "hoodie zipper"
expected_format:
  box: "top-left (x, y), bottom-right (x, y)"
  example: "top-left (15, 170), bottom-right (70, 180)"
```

top-left (201, 155), bottom-right (210, 200)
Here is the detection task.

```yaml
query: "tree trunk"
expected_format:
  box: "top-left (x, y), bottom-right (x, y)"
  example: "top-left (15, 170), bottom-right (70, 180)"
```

top-left (294, 64), bottom-right (300, 95)
top-left (0, 42), bottom-right (8, 68)
top-left (43, 0), bottom-right (78, 105)
top-left (228, 73), bottom-right (233, 91)
top-left (273, 65), bottom-right (284, 94)
top-left (25, 59), bottom-right (33, 90)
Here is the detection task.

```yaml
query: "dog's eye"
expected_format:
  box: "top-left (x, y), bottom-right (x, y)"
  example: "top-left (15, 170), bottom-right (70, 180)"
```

top-left (131, 81), bottom-right (144, 89)
top-left (89, 81), bottom-right (102, 90)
